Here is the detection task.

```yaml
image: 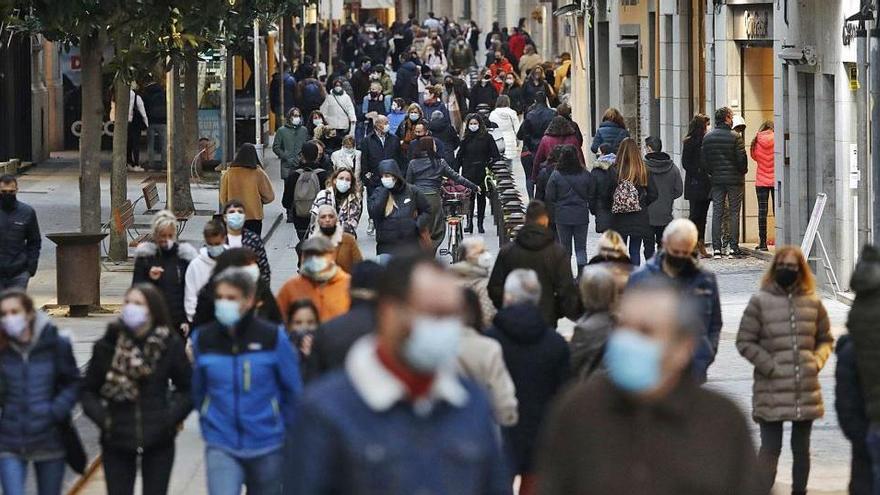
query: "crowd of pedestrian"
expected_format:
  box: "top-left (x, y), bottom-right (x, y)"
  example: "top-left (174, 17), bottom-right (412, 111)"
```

top-left (1, 10), bottom-right (879, 495)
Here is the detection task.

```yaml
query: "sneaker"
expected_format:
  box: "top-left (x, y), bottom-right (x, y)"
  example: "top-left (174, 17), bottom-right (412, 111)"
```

top-left (127, 165), bottom-right (145, 172)
top-left (713, 251), bottom-right (722, 260)
top-left (756, 244), bottom-right (769, 252)
top-left (366, 219), bottom-right (375, 236)
top-left (730, 248), bottom-right (747, 258)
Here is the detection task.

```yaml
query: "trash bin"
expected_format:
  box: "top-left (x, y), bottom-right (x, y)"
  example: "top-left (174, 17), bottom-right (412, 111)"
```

top-left (46, 233), bottom-right (107, 317)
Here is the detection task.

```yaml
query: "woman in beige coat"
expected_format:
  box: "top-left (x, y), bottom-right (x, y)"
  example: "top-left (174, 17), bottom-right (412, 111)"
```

top-left (736, 245), bottom-right (834, 495)
top-left (219, 143), bottom-right (275, 236)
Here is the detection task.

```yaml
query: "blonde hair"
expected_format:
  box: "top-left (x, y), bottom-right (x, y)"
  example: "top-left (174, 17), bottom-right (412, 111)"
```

top-left (151, 210), bottom-right (178, 238)
top-left (597, 230), bottom-right (627, 259)
top-left (615, 138), bottom-right (648, 187)
top-left (761, 245), bottom-right (816, 294)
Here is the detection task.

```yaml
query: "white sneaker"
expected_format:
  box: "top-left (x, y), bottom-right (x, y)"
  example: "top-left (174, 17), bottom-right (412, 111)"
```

top-left (367, 219), bottom-right (375, 236)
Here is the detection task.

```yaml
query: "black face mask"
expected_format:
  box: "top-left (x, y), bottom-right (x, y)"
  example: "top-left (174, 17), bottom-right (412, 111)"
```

top-left (775, 267), bottom-right (799, 288)
top-left (320, 225), bottom-right (338, 237)
top-left (0, 193), bottom-right (15, 210)
top-left (665, 253), bottom-right (694, 272)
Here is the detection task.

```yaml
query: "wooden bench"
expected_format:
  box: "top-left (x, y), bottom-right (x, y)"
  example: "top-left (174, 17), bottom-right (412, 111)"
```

top-left (100, 199), bottom-right (151, 255)
top-left (141, 180), bottom-right (193, 237)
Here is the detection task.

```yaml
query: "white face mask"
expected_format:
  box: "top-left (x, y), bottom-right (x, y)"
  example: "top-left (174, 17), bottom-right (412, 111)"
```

top-left (2, 313), bottom-right (28, 340)
top-left (381, 177), bottom-right (396, 189)
top-left (313, 119), bottom-right (323, 127)
top-left (290, 117), bottom-right (302, 126)
top-left (121, 303), bottom-right (150, 330)
top-left (402, 316), bottom-right (463, 372)
top-left (335, 178), bottom-right (352, 193)
top-left (468, 124), bottom-right (480, 132)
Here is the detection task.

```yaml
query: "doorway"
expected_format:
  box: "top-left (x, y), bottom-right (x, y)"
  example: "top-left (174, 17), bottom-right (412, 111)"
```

top-left (739, 44), bottom-right (774, 245)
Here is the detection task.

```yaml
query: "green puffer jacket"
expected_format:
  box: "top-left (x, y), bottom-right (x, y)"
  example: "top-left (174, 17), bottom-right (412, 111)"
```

top-left (847, 244), bottom-right (880, 422)
top-left (272, 123), bottom-right (309, 180)
top-left (736, 283), bottom-right (834, 422)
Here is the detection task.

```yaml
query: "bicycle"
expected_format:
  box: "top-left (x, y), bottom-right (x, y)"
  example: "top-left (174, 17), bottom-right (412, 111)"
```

top-left (439, 189), bottom-right (469, 263)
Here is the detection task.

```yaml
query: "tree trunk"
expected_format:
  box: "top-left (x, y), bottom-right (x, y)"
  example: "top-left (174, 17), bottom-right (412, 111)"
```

top-left (166, 62), bottom-right (194, 213)
top-left (78, 32), bottom-right (104, 233)
top-left (173, 60), bottom-right (195, 213)
top-left (109, 79), bottom-right (130, 261)
top-left (182, 54), bottom-right (199, 180)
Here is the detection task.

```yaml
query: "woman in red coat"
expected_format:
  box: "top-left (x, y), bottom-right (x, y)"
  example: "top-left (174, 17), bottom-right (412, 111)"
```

top-left (750, 121), bottom-right (774, 251)
top-left (530, 116), bottom-right (585, 184)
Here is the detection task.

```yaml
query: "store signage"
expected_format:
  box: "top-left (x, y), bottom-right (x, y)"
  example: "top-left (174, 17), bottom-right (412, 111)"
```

top-left (733, 5), bottom-right (773, 41)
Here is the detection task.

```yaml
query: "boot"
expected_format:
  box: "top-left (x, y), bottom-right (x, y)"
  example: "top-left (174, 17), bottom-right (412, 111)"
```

top-left (477, 218), bottom-right (485, 234)
top-left (465, 214), bottom-right (474, 234)
top-left (697, 242), bottom-right (711, 259)
top-left (756, 238), bottom-right (769, 251)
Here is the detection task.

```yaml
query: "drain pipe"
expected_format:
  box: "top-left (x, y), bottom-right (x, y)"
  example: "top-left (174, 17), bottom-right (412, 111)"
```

top-left (872, 24), bottom-right (880, 243)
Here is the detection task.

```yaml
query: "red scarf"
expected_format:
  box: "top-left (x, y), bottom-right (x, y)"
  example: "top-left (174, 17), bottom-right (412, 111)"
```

top-left (376, 343), bottom-right (435, 400)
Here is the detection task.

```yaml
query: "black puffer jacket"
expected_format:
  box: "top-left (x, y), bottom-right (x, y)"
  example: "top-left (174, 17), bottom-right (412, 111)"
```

top-left (367, 159), bottom-right (432, 255)
top-left (486, 303), bottom-right (570, 472)
top-left (0, 199), bottom-right (41, 278)
top-left (487, 224), bottom-right (581, 326)
top-left (517, 104), bottom-right (556, 153)
top-left (847, 244), bottom-right (880, 422)
top-left (81, 323), bottom-right (192, 452)
top-left (457, 131), bottom-right (501, 180)
top-left (701, 123), bottom-right (747, 186)
top-left (468, 81), bottom-right (499, 113)
top-left (393, 62), bottom-right (419, 104)
top-left (681, 135), bottom-right (711, 201)
top-left (132, 242), bottom-right (198, 330)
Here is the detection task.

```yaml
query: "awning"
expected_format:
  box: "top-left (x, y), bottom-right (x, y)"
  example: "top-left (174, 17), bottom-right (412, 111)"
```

top-left (361, 0), bottom-right (395, 8)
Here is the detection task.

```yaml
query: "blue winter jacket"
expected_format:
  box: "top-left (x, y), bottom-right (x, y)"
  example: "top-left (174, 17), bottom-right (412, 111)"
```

top-left (627, 252), bottom-right (722, 383)
top-left (0, 312), bottom-right (81, 456)
top-left (192, 314), bottom-right (302, 455)
top-left (590, 120), bottom-right (630, 154)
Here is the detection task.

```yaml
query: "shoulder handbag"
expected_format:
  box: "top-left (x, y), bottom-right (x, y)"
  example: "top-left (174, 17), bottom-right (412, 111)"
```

top-left (331, 94), bottom-right (353, 135)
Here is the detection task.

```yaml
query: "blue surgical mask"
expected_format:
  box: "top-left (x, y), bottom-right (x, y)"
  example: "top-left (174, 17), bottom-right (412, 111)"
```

top-left (409, 112), bottom-right (421, 122)
top-left (226, 212), bottom-right (246, 230)
top-left (402, 316), bottom-right (463, 372)
top-left (604, 329), bottom-right (664, 393)
top-left (335, 178), bottom-right (351, 193)
top-left (302, 256), bottom-right (329, 275)
top-left (206, 244), bottom-right (225, 258)
top-left (381, 177), bottom-right (396, 189)
top-left (214, 299), bottom-right (242, 327)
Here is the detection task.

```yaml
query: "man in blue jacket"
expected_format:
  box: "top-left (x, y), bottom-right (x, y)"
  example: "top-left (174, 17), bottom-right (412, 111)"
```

top-left (191, 267), bottom-right (302, 495)
top-left (627, 218), bottom-right (722, 383)
top-left (0, 175), bottom-right (41, 290)
top-left (286, 254), bottom-right (510, 495)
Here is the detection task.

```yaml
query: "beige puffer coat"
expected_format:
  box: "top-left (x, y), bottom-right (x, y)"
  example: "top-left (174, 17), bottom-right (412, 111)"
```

top-left (736, 283), bottom-right (834, 422)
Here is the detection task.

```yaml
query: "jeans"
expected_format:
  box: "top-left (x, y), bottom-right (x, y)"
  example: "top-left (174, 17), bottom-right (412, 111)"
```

top-left (0, 456), bottom-right (65, 495)
top-left (556, 223), bottom-right (589, 267)
top-left (867, 424), bottom-right (880, 495)
top-left (205, 447), bottom-right (283, 495)
top-left (102, 442), bottom-right (175, 495)
top-left (623, 235), bottom-right (644, 266)
top-left (0, 272), bottom-right (29, 290)
top-left (756, 186), bottom-right (775, 245)
top-left (688, 199), bottom-right (711, 246)
top-left (644, 225), bottom-right (666, 260)
top-left (711, 184), bottom-right (744, 252)
top-left (146, 124), bottom-right (167, 166)
top-left (759, 420), bottom-right (813, 493)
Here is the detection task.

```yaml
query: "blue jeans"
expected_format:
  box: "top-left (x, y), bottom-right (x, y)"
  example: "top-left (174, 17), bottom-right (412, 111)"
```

top-left (146, 124), bottom-right (167, 166)
top-left (205, 447), bottom-right (283, 495)
top-left (0, 456), bottom-right (65, 495)
top-left (0, 272), bottom-right (29, 290)
top-left (556, 223), bottom-right (589, 267)
top-left (866, 424), bottom-right (880, 495)
top-left (624, 235), bottom-right (644, 266)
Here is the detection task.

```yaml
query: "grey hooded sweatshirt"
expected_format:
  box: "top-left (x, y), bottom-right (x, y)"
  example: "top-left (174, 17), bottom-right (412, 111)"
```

top-left (645, 152), bottom-right (684, 227)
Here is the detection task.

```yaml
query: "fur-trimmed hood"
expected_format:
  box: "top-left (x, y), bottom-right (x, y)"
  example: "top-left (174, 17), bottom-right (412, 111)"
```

top-left (134, 241), bottom-right (198, 261)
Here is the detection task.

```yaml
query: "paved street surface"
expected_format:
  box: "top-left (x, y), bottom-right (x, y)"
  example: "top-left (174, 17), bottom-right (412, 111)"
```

top-left (23, 147), bottom-right (852, 494)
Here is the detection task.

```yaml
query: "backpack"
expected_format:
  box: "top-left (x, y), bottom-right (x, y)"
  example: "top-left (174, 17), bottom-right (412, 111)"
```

top-left (611, 180), bottom-right (641, 214)
top-left (301, 80), bottom-right (324, 110)
top-left (294, 169), bottom-right (322, 217)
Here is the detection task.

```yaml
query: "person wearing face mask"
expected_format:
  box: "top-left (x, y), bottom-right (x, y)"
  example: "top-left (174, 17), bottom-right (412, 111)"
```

top-left (626, 219), bottom-right (721, 383)
top-left (191, 268), bottom-right (302, 495)
top-left (133, 211), bottom-right (198, 335)
top-left (287, 255), bottom-right (509, 495)
top-left (368, 159), bottom-right (432, 256)
top-left (448, 37), bottom-right (475, 72)
top-left (285, 299), bottom-right (320, 365)
top-left (536, 281), bottom-right (764, 495)
top-left (184, 220), bottom-right (227, 323)
top-left (359, 115), bottom-right (404, 221)
top-left (273, 108), bottom-right (310, 222)
top-left (319, 81), bottom-right (357, 153)
top-left (276, 237), bottom-right (352, 324)
top-left (0, 175), bottom-right (41, 290)
top-left (737, 246), bottom-right (834, 495)
top-left (222, 200), bottom-right (271, 283)
top-left (457, 114), bottom-right (501, 234)
top-left (469, 69), bottom-right (499, 114)
top-left (359, 82), bottom-right (391, 140)
top-left (484, 269), bottom-right (570, 493)
top-left (500, 73), bottom-right (525, 114)
top-left (192, 248), bottom-right (281, 327)
top-left (0, 289), bottom-right (80, 495)
top-left (522, 66), bottom-right (556, 110)
top-left (442, 74), bottom-right (469, 133)
top-left (306, 205), bottom-right (362, 274)
top-left (330, 135), bottom-right (363, 178)
top-left (81, 284), bottom-right (191, 495)
top-left (219, 143), bottom-right (275, 236)
top-left (451, 237), bottom-right (498, 329)
top-left (309, 168), bottom-right (363, 237)
top-left (395, 103), bottom-right (426, 157)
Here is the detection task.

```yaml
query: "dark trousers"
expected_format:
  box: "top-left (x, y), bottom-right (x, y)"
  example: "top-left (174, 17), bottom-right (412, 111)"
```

top-left (0, 272), bottom-right (29, 291)
top-left (243, 219), bottom-right (263, 238)
top-left (644, 225), bottom-right (666, 260)
top-left (622, 235), bottom-right (645, 266)
top-left (463, 167), bottom-right (487, 228)
top-left (127, 123), bottom-right (143, 166)
top-left (689, 199), bottom-right (711, 245)
top-left (759, 420), bottom-right (813, 493)
top-left (711, 184), bottom-right (744, 252)
top-left (102, 442), bottom-right (175, 495)
top-left (293, 215), bottom-right (311, 243)
top-left (521, 154), bottom-right (535, 199)
top-left (756, 186), bottom-right (775, 245)
top-left (866, 425), bottom-right (880, 495)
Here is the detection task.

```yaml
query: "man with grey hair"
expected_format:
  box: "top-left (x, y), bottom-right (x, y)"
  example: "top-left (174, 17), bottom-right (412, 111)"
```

top-left (627, 218), bottom-right (722, 383)
top-left (486, 268), bottom-right (570, 493)
top-left (536, 280), bottom-right (763, 495)
top-left (359, 113), bottom-right (403, 206)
